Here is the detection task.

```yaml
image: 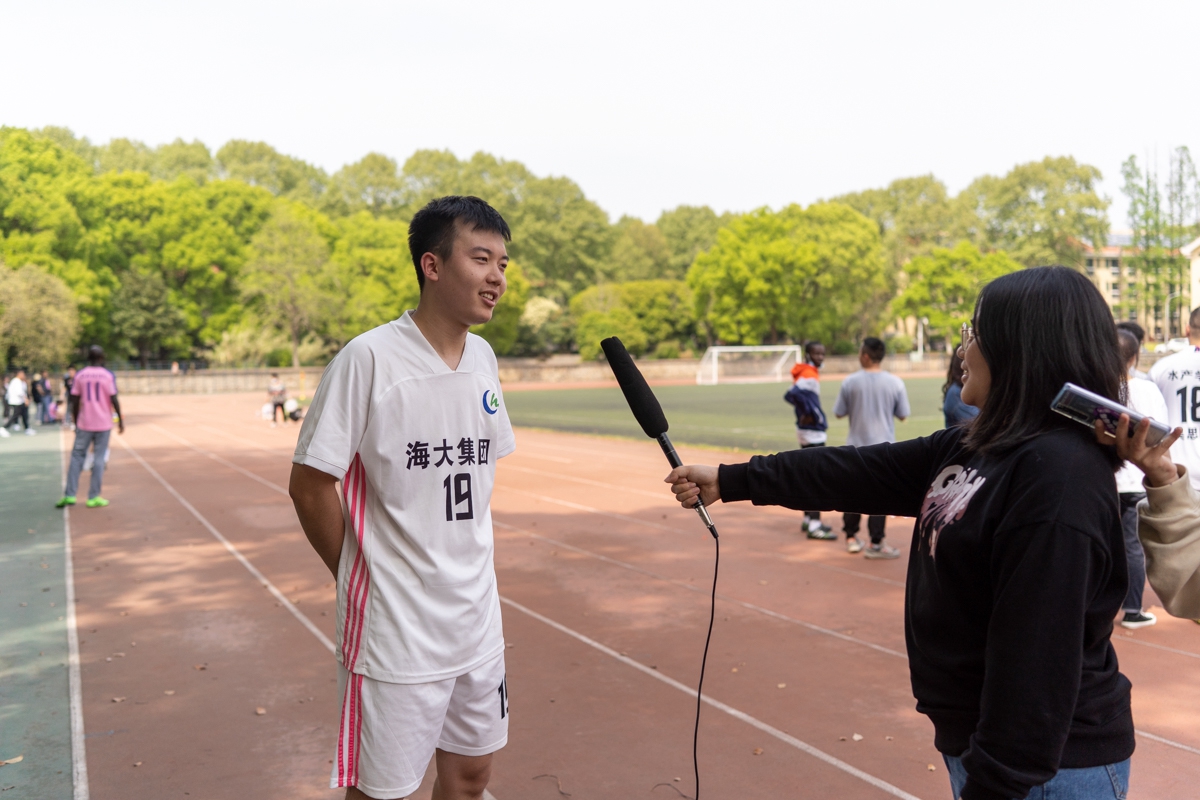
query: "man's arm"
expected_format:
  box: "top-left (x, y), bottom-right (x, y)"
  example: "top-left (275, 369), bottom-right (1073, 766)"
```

top-left (290, 463), bottom-right (345, 577)
top-left (111, 396), bottom-right (124, 434)
top-left (69, 395), bottom-right (80, 425)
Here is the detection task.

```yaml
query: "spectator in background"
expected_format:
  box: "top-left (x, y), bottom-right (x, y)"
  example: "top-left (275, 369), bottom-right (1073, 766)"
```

top-left (786, 341), bottom-right (835, 539)
top-left (1117, 321), bottom-right (1147, 379)
top-left (831, 337), bottom-right (910, 558)
top-left (1, 370), bottom-right (33, 436)
top-left (30, 372), bottom-right (45, 425)
top-left (57, 346), bottom-right (124, 508)
top-left (268, 373), bottom-right (288, 427)
top-left (943, 351), bottom-right (979, 428)
top-left (1115, 328), bottom-right (1167, 628)
top-left (1148, 307), bottom-right (1200, 493)
top-left (62, 365), bottom-right (77, 429)
top-left (39, 373), bottom-right (55, 424)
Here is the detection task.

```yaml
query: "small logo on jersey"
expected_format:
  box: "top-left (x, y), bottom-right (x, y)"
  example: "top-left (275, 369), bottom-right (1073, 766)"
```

top-left (482, 390), bottom-right (500, 415)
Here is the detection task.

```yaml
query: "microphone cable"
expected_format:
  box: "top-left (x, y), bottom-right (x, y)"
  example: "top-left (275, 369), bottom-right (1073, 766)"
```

top-left (692, 531), bottom-right (719, 800)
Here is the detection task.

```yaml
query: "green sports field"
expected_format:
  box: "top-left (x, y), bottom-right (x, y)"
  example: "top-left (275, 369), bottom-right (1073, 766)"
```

top-left (504, 376), bottom-right (948, 452)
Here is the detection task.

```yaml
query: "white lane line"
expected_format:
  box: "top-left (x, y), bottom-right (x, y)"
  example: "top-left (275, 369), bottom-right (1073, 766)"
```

top-left (502, 463), bottom-right (668, 501)
top-left (1114, 634), bottom-right (1200, 661)
top-left (499, 486), bottom-right (682, 533)
top-left (494, 521), bottom-right (908, 659)
top-left (150, 424), bottom-right (289, 497)
top-left (133, 436), bottom-right (1200, 764)
top-left (1136, 729), bottom-right (1200, 756)
top-left (118, 438), bottom-right (336, 654)
top-left (495, 489), bottom-right (906, 588)
top-left (59, 430), bottom-right (89, 800)
top-left (499, 596), bottom-right (924, 800)
top-left (123, 435), bottom-right (506, 800)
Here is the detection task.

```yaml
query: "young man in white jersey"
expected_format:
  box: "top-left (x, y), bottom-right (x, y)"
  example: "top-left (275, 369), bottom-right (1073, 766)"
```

top-left (1148, 306), bottom-right (1200, 493)
top-left (290, 196), bottom-right (515, 800)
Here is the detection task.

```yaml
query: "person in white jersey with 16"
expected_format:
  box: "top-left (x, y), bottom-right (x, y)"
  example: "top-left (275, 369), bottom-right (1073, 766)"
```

top-left (1148, 306), bottom-right (1200, 492)
top-left (290, 196), bottom-right (515, 800)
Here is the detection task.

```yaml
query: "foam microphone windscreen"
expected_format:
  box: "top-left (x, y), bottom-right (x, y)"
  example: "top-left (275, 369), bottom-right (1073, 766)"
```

top-left (601, 337), bottom-right (669, 438)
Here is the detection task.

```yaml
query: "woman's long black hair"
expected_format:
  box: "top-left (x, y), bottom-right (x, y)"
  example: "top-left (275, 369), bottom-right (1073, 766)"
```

top-left (962, 266), bottom-right (1123, 469)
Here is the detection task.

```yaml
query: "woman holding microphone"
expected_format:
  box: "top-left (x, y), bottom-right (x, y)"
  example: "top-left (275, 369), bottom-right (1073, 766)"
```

top-left (668, 267), bottom-right (1135, 800)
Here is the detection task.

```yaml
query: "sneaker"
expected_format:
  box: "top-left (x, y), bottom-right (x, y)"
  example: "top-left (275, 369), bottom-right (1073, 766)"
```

top-left (807, 527), bottom-right (838, 540)
top-left (0, 427), bottom-right (8, 438)
top-left (864, 542), bottom-right (901, 560)
top-left (1120, 610), bottom-right (1157, 629)
top-left (85, 497), bottom-right (109, 508)
top-left (56, 496), bottom-right (76, 508)
top-left (25, 428), bottom-right (36, 435)
top-left (846, 536), bottom-right (864, 554)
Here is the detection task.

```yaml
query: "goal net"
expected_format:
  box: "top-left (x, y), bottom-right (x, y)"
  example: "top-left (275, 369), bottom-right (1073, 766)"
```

top-left (696, 345), bottom-right (802, 385)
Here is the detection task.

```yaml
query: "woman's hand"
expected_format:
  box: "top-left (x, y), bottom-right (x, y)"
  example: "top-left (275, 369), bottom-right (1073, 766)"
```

top-left (1094, 414), bottom-right (1183, 488)
top-left (665, 465), bottom-right (721, 508)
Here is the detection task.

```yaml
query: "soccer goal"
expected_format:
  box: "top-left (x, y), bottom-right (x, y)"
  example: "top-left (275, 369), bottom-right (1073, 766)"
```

top-left (696, 345), bottom-right (802, 385)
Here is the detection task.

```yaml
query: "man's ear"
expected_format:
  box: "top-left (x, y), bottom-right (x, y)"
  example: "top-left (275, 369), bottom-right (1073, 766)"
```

top-left (420, 251), bottom-right (441, 285)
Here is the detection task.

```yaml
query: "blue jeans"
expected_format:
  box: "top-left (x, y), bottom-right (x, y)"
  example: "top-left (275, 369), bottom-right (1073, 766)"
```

top-left (943, 755), bottom-right (1129, 799)
top-left (65, 429), bottom-right (112, 500)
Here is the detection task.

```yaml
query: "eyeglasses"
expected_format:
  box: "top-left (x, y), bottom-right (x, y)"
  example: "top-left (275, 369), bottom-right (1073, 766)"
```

top-left (959, 323), bottom-right (975, 356)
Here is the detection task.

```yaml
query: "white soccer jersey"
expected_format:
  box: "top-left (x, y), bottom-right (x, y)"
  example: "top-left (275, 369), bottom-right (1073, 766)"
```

top-left (1148, 347), bottom-right (1200, 491)
top-left (1115, 377), bottom-right (1170, 493)
top-left (294, 311), bottom-right (515, 683)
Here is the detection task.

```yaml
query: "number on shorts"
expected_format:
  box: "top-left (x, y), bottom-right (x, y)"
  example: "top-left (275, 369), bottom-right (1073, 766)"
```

top-left (498, 676), bottom-right (508, 719)
top-left (443, 473), bottom-right (474, 521)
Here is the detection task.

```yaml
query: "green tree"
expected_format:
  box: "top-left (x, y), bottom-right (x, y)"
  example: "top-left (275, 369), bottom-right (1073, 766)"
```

top-left (570, 279), bottom-right (694, 359)
top-left (241, 204), bottom-right (334, 367)
top-left (471, 262), bottom-right (530, 356)
top-left (217, 140), bottom-right (328, 203)
top-left (832, 175), bottom-right (968, 272)
top-left (323, 153), bottom-right (405, 217)
top-left (110, 270), bottom-right (187, 365)
top-left (656, 205), bottom-right (736, 277)
top-left (395, 150), bottom-right (614, 301)
top-left (152, 139), bottom-right (215, 183)
top-left (328, 211), bottom-right (420, 344)
top-left (958, 156), bottom-right (1109, 267)
top-left (687, 202), bottom-right (887, 346)
top-left (0, 262), bottom-right (80, 368)
top-left (599, 216), bottom-right (671, 281)
top-left (97, 138), bottom-right (155, 174)
top-left (891, 242), bottom-right (1023, 347)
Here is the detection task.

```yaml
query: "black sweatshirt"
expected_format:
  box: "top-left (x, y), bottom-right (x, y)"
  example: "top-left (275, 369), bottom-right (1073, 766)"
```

top-left (718, 426), bottom-right (1134, 800)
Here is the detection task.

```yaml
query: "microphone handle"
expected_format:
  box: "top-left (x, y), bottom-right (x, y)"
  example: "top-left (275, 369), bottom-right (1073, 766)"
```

top-left (657, 433), bottom-right (718, 539)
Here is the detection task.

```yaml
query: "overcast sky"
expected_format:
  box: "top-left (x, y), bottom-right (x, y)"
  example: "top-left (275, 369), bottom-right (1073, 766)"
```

top-left (4, 0), bottom-right (1197, 227)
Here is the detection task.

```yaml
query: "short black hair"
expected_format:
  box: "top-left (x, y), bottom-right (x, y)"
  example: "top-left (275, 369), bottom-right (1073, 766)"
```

top-left (1190, 306), bottom-right (1200, 331)
top-left (87, 345), bottom-right (105, 365)
top-left (804, 340), bottom-right (824, 354)
top-left (861, 337), bottom-right (885, 363)
top-left (408, 196), bottom-right (511, 290)
top-left (1116, 320), bottom-right (1144, 344)
top-left (1117, 328), bottom-right (1140, 365)
top-left (962, 266), bottom-right (1122, 468)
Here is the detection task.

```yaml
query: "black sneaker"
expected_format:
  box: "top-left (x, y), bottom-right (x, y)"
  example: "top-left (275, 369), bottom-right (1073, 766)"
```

top-left (1120, 611), bottom-right (1157, 629)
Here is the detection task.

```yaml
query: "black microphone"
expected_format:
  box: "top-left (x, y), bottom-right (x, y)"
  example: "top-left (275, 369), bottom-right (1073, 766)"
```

top-left (601, 336), bottom-right (717, 539)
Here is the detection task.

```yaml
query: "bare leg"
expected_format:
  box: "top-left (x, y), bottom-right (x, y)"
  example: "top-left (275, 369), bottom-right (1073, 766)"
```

top-left (432, 749), bottom-right (493, 800)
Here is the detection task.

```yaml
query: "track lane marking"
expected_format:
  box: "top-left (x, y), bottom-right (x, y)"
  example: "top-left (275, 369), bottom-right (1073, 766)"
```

top-left (494, 520), bottom-right (908, 659)
top-left (59, 430), bottom-right (89, 800)
top-left (495, 487), bottom-right (907, 588)
top-left (118, 438), bottom-right (336, 654)
top-left (129, 430), bottom-right (1200, 763)
top-left (150, 424), bottom-right (290, 497)
top-left (498, 595), bottom-right (925, 800)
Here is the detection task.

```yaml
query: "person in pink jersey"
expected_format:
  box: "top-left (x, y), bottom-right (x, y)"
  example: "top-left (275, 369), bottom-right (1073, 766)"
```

top-left (57, 345), bottom-right (124, 509)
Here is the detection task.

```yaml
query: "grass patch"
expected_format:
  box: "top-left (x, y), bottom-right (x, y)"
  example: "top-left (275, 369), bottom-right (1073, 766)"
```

top-left (504, 376), bottom-right (949, 452)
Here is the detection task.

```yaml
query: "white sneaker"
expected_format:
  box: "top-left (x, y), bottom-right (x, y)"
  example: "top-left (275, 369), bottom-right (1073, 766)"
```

top-left (0, 427), bottom-right (9, 438)
top-left (25, 428), bottom-right (36, 436)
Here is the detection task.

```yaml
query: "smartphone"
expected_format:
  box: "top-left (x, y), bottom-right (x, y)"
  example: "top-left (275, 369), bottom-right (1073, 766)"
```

top-left (1051, 382), bottom-right (1172, 447)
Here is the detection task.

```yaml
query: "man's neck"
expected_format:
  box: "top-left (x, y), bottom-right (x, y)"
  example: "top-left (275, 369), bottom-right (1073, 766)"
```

top-left (862, 363), bottom-right (883, 373)
top-left (411, 302), bottom-right (469, 370)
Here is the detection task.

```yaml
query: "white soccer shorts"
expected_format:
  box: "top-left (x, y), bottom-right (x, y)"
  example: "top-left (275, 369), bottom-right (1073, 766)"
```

top-left (330, 650), bottom-right (509, 797)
